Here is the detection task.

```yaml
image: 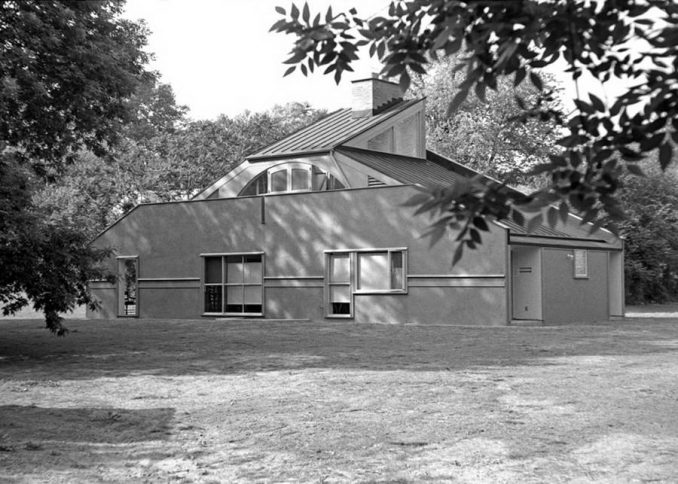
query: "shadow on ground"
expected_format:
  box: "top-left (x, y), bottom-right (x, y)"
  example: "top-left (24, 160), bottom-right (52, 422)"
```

top-left (0, 405), bottom-right (174, 444)
top-left (1, 318), bottom-right (677, 380)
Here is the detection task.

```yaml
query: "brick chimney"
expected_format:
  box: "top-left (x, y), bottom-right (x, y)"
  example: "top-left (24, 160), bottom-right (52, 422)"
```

top-left (351, 74), bottom-right (403, 117)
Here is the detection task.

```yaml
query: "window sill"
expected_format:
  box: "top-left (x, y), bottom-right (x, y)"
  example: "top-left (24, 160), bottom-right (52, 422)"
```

top-left (354, 290), bottom-right (407, 295)
top-left (202, 312), bottom-right (264, 317)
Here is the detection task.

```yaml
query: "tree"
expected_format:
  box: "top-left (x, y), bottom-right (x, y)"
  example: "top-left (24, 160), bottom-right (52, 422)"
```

top-left (37, 102), bottom-right (327, 239)
top-left (0, 0), bottom-right (155, 333)
top-left (271, 0), bottom-right (678, 261)
top-left (615, 160), bottom-right (678, 303)
top-left (409, 56), bottom-right (560, 189)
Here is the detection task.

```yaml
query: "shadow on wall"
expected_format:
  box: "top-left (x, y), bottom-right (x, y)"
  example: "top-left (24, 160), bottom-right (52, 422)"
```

top-left (262, 186), bottom-right (505, 278)
top-left (99, 186), bottom-right (504, 277)
top-left (0, 405), bottom-right (175, 444)
top-left (93, 186), bottom-right (506, 321)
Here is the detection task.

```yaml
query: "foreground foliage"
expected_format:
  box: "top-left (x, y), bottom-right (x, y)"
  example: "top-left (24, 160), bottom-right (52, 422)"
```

top-left (411, 56), bottom-right (560, 189)
top-left (273, 0), bottom-right (678, 262)
top-left (0, 0), bottom-right (153, 333)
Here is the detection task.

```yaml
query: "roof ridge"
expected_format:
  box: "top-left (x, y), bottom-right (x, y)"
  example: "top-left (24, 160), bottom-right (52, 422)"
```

top-left (336, 145), bottom-right (428, 163)
top-left (249, 98), bottom-right (424, 161)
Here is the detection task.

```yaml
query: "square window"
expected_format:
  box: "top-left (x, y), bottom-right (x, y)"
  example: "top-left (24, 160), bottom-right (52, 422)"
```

top-left (204, 254), bottom-right (263, 315)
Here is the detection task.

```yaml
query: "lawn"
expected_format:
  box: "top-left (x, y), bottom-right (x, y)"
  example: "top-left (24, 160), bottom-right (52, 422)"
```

top-left (1, 318), bottom-right (677, 483)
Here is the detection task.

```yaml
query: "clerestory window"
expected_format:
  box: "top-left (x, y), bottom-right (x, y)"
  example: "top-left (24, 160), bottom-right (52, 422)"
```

top-left (240, 163), bottom-right (345, 196)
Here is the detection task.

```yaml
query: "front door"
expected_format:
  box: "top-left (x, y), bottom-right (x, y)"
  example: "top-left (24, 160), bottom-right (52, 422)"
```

top-left (511, 246), bottom-right (542, 320)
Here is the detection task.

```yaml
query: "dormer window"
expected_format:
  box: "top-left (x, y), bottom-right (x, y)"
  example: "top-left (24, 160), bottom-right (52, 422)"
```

top-left (240, 162), bottom-right (345, 196)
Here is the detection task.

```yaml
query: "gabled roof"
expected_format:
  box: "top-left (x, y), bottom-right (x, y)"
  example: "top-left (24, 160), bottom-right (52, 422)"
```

top-left (248, 99), bottom-right (423, 161)
top-left (336, 146), bottom-right (465, 189)
top-left (336, 146), bottom-right (606, 241)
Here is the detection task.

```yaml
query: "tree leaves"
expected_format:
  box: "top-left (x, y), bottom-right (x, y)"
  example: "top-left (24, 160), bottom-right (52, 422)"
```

top-left (446, 88), bottom-right (470, 117)
top-left (272, 0), bottom-right (678, 264)
top-left (529, 72), bottom-right (543, 91)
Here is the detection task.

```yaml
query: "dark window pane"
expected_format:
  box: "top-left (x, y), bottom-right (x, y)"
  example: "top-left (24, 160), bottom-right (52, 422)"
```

top-left (225, 303), bottom-right (243, 313)
top-left (244, 304), bottom-right (262, 313)
top-left (205, 257), bottom-right (222, 283)
top-left (328, 175), bottom-right (345, 190)
top-left (244, 254), bottom-right (261, 263)
top-left (331, 302), bottom-right (351, 315)
top-left (204, 286), bottom-right (222, 312)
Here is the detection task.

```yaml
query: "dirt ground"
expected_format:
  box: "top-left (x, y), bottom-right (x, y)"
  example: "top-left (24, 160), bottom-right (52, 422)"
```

top-left (1, 318), bottom-right (678, 483)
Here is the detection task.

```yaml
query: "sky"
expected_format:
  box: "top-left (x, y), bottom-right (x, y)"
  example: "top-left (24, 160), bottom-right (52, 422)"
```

top-left (123, 0), bottom-right (390, 120)
top-left (122, 0), bottom-right (644, 121)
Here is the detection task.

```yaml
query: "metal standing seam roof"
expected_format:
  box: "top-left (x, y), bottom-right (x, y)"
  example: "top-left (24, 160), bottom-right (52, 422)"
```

top-left (248, 99), bottom-right (423, 160)
top-left (336, 146), bottom-right (466, 189)
top-left (336, 146), bottom-right (583, 240)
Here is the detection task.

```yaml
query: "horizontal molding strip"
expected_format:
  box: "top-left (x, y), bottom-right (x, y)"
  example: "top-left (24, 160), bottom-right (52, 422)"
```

top-left (138, 277), bottom-right (200, 282)
top-left (142, 286), bottom-right (200, 290)
top-left (265, 280), bottom-right (324, 288)
top-left (409, 279), bottom-right (505, 288)
top-left (408, 274), bottom-right (505, 279)
top-left (199, 251), bottom-right (264, 257)
top-left (264, 276), bottom-right (324, 280)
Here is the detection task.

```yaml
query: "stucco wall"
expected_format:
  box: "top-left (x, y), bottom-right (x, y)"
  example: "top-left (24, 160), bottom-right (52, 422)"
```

top-left (541, 248), bottom-right (609, 324)
top-left (89, 185), bottom-right (508, 325)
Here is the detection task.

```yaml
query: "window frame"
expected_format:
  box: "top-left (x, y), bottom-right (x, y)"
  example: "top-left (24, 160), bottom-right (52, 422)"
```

top-left (573, 249), bottom-right (588, 279)
top-left (325, 252), bottom-right (354, 318)
top-left (116, 256), bottom-right (139, 318)
top-left (239, 163), bottom-right (345, 196)
top-left (267, 162), bottom-right (313, 194)
top-left (324, 248), bottom-right (408, 319)
top-left (354, 249), bottom-right (408, 294)
top-left (201, 251), bottom-right (265, 317)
